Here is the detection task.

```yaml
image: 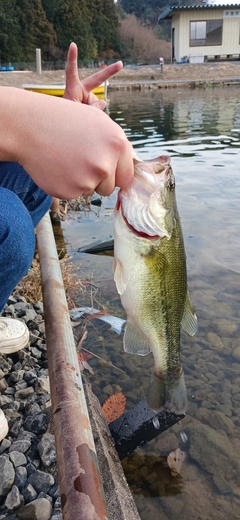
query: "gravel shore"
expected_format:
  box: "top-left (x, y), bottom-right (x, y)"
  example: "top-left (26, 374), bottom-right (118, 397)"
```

top-left (1, 61), bottom-right (240, 90)
top-left (0, 295), bottom-right (61, 520)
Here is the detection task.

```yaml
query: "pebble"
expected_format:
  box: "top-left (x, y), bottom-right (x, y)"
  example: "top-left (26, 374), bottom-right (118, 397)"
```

top-left (23, 413), bottom-right (47, 435)
top-left (212, 474), bottom-right (233, 495)
top-left (16, 497), bottom-right (53, 520)
top-left (232, 346), bottom-right (240, 362)
top-left (9, 451), bottom-right (27, 468)
top-left (22, 483), bottom-right (37, 503)
top-left (14, 466), bottom-right (27, 491)
top-left (215, 318), bottom-right (238, 336)
top-left (207, 332), bottom-right (224, 352)
top-left (5, 485), bottom-right (23, 510)
top-left (28, 470), bottom-right (54, 495)
top-left (207, 411), bottom-right (235, 436)
top-left (0, 296), bottom-right (60, 518)
top-left (189, 419), bottom-right (240, 487)
top-left (38, 434), bottom-right (56, 467)
top-left (0, 457), bottom-right (15, 496)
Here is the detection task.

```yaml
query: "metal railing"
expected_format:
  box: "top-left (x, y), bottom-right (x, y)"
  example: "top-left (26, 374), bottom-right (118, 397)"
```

top-left (37, 213), bottom-right (108, 520)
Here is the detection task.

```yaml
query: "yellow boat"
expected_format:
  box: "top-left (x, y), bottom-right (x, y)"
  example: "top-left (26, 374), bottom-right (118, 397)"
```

top-left (22, 82), bottom-right (107, 99)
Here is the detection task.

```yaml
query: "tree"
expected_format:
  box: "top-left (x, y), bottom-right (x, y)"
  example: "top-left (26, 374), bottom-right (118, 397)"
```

top-left (49, 0), bottom-right (97, 59)
top-left (16, 0), bottom-right (57, 61)
top-left (119, 0), bottom-right (210, 24)
top-left (118, 14), bottom-right (171, 63)
top-left (87, 0), bottom-right (121, 57)
top-left (41, 0), bottom-right (59, 21)
top-left (119, 0), bottom-right (166, 22)
top-left (0, 0), bottom-right (21, 62)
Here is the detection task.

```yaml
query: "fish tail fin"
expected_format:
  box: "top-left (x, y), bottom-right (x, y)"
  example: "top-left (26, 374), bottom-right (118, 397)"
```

top-left (147, 370), bottom-right (187, 415)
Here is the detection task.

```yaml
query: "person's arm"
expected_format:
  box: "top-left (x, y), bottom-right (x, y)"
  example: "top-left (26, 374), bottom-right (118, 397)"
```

top-left (0, 86), bottom-right (133, 198)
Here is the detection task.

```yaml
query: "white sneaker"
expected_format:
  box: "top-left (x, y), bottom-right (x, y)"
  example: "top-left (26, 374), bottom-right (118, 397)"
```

top-left (0, 317), bottom-right (29, 354)
top-left (0, 409), bottom-right (8, 442)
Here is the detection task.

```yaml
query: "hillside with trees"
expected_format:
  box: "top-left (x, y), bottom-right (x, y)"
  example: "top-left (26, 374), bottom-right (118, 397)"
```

top-left (119, 0), bottom-right (209, 25)
top-left (0, 0), bottom-right (209, 65)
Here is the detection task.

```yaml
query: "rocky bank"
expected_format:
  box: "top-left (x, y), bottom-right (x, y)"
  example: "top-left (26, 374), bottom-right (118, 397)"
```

top-left (0, 295), bottom-right (60, 520)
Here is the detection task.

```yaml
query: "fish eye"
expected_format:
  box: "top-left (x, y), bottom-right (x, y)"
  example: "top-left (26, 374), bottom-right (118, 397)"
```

top-left (168, 178), bottom-right (175, 191)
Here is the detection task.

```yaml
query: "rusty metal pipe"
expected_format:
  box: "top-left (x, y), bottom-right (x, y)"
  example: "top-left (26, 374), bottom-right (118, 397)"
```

top-left (37, 213), bottom-right (108, 520)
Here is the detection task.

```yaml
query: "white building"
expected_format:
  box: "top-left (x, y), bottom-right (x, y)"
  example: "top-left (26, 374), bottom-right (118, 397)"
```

top-left (159, 4), bottom-right (240, 63)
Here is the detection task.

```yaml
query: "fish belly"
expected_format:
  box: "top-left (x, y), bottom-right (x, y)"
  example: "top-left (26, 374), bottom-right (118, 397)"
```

top-left (114, 211), bottom-right (176, 371)
top-left (114, 208), bottom-right (188, 414)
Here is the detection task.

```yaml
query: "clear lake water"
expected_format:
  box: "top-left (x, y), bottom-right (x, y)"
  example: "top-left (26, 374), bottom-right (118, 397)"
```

top-left (55, 86), bottom-right (240, 520)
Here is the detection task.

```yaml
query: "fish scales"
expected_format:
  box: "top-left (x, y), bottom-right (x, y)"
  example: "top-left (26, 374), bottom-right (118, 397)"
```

top-left (143, 218), bottom-right (187, 373)
top-left (114, 156), bottom-right (197, 414)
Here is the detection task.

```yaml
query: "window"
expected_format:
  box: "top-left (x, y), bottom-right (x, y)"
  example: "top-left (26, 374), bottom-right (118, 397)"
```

top-left (224, 10), bottom-right (240, 18)
top-left (190, 20), bottom-right (222, 46)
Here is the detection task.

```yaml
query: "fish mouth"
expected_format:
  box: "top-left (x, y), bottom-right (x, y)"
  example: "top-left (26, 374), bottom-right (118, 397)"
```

top-left (116, 191), bottom-right (160, 239)
top-left (133, 155), bottom-right (171, 191)
top-left (124, 210), bottom-right (160, 239)
top-left (116, 155), bottom-right (173, 240)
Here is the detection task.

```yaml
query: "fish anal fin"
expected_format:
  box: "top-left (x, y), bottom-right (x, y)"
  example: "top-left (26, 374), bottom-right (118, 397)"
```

top-left (114, 260), bottom-right (126, 296)
top-left (181, 290), bottom-right (198, 337)
top-left (123, 321), bottom-right (151, 356)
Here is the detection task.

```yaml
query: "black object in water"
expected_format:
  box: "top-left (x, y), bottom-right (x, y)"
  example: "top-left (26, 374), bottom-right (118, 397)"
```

top-left (109, 398), bottom-right (184, 460)
top-left (78, 236), bottom-right (114, 254)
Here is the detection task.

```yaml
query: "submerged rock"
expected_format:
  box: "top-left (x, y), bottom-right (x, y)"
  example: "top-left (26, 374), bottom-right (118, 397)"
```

top-left (189, 420), bottom-right (240, 486)
top-left (207, 332), bottom-right (224, 352)
top-left (212, 474), bottom-right (232, 495)
top-left (232, 345), bottom-right (240, 362)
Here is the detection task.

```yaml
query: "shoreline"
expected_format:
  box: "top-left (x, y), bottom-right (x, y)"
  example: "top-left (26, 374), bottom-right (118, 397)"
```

top-left (108, 76), bottom-right (240, 90)
top-left (1, 62), bottom-right (240, 90)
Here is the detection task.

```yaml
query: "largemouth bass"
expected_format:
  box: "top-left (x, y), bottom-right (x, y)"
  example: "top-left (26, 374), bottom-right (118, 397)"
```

top-left (114, 156), bottom-right (197, 414)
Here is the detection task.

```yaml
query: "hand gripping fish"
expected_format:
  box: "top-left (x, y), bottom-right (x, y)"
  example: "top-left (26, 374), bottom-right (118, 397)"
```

top-left (114, 156), bottom-right (197, 414)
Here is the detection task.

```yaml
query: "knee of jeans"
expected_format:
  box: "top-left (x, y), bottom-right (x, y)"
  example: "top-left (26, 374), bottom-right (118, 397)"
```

top-left (8, 224), bottom-right (35, 277)
top-left (0, 190), bottom-right (35, 278)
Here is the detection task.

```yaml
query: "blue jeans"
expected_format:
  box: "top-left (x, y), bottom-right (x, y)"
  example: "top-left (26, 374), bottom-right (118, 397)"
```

top-left (0, 162), bottom-right (52, 312)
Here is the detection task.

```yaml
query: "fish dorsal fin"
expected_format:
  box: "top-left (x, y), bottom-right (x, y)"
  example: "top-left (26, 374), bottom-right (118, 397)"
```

top-left (181, 290), bottom-right (198, 336)
top-left (123, 321), bottom-right (151, 356)
top-left (114, 260), bottom-right (126, 296)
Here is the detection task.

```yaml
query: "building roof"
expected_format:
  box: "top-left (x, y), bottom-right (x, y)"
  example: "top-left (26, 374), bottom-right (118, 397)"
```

top-left (158, 4), bottom-right (240, 20)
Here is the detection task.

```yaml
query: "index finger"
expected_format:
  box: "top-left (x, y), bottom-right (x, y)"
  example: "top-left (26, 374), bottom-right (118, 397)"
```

top-left (65, 42), bottom-right (79, 88)
top-left (82, 61), bottom-right (123, 93)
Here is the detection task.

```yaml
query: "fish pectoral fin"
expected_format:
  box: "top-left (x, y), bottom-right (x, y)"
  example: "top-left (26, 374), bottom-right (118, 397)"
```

top-left (113, 260), bottom-right (126, 296)
top-left (123, 321), bottom-right (151, 356)
top-left (181, 290), bottom-right (198, 336)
